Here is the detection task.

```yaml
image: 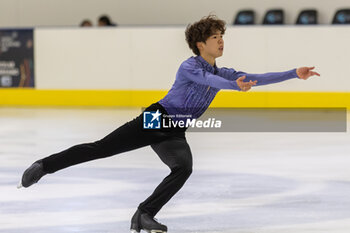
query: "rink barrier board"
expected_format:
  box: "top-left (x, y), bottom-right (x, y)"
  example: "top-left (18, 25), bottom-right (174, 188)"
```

top-left (0, 89), bottom-right (349, 109)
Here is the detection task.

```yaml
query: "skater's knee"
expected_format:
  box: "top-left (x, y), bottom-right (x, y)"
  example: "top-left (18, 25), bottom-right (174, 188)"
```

top-left (172, 162), bottom-right (192, 177)
top-left (183, 165), bottom-right (193, 177)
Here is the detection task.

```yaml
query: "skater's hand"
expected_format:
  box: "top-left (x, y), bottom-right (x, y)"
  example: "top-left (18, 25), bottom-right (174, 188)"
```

top-left (296, 67), bottom-right (320, 80)
top-left (236, 76), bottom-right (257, 92)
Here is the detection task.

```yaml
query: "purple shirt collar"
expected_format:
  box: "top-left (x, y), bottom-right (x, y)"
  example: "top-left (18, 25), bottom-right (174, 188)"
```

top-left (194, 56), bottom-right (218, 74)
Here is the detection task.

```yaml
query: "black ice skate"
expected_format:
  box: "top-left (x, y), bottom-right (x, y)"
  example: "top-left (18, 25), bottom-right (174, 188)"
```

top-left (130, 209), bottom-right (142, 233)
top-left (130, 209), bottom-right (167, 233)
top-left (18, 160), bottom-right (47, 188)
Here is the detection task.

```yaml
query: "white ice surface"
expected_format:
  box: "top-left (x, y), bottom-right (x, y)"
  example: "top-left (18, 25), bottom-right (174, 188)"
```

top-left (0, 107), bottom-right (349, 233)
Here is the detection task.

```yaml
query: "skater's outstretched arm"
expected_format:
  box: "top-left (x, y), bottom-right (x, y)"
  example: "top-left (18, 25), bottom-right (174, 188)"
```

top-left (218, 66), bottom-right (320, 86)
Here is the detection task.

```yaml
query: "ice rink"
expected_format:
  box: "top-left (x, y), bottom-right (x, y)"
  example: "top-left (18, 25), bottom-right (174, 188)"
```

top-left (1, 107), bottom-right (349, 233)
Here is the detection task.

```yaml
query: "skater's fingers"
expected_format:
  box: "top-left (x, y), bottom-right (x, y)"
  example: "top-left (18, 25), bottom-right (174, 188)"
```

top-left (237, 76), bottom-right (246, 81)
top-left (311, 71), bottom-right (320, 76)
top-left (250, 80), bottom-right (257, 85)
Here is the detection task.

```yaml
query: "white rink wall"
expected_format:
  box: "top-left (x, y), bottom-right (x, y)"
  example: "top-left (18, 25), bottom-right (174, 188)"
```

top-left (35, 26), bottom-right (350, 92)
top-left (1, 0), bottom-right (350, 27)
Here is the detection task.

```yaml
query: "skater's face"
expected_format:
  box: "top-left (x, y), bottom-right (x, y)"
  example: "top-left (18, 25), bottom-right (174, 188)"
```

top-left (197, 30), bottom-right (224, 60)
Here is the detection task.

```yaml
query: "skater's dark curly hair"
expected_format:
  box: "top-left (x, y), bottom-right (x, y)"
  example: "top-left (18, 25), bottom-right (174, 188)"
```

top-left (185, 15), bottom-right (226, 56)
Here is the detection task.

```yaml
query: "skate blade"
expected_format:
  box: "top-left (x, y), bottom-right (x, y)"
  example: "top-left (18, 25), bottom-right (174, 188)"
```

top-left (144, 230), bottom-right (167, 233)
top-left (130, 230), bottom-right (140, 233)
top-left (17, 180), bottom-right (23, 189)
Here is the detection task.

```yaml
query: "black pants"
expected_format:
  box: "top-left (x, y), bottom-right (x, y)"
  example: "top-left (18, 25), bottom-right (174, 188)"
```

top-left (41, 103), bottom-right (192, 217)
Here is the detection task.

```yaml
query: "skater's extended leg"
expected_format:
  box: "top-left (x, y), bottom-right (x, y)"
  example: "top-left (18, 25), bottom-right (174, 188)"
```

top-left (19, 103), bottom-right (172, 187)
top-left (42, 114), bottom-right (168, 174)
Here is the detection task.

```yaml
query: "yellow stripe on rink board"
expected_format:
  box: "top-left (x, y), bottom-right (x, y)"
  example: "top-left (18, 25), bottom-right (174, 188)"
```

top-left (0, 89), bottom-right (167, 107)
top-left (0, 89), bottom-right (349, 109)
top-left (213, 91), bottom-right (350, 108)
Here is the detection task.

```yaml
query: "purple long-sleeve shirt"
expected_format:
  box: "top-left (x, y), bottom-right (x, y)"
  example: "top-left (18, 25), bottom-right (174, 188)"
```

top-left (158, 56), bottom-right (298, 121)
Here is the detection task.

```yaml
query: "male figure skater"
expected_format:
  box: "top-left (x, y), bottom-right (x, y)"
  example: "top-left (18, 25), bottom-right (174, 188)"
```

top-left (19, 15), bottom-right (320, 233)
